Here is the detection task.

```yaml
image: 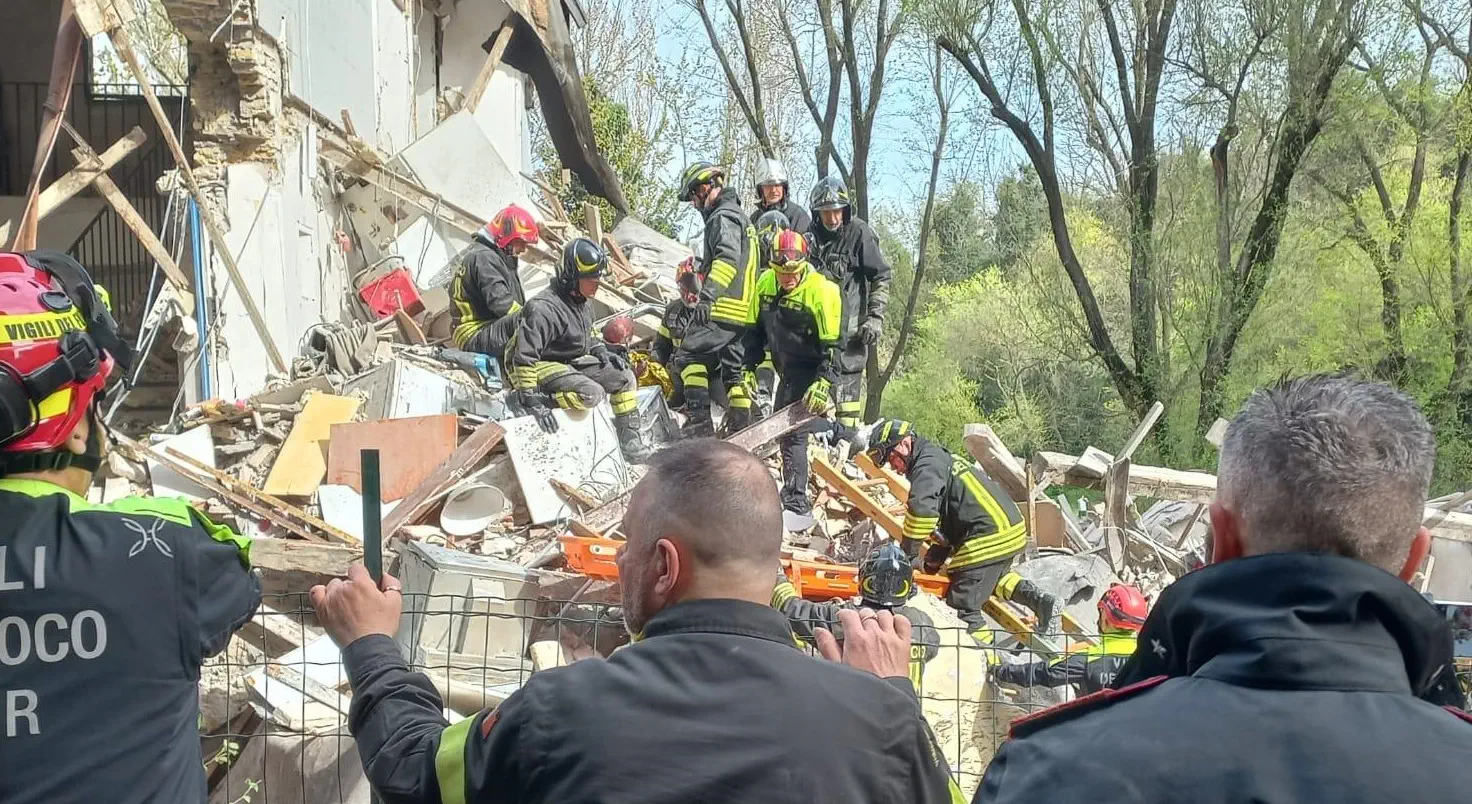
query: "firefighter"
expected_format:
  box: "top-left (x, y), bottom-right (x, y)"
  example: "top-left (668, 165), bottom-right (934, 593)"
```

top-left (742, 229), bottom-right (842, 519)
top-left (751, 158), bottom-right (811, 235)
top-left (505, 238), bottom-right (653, 463)
top-left (808, 176), bottom-right (890, 431)
top-left (858, 419), bottom-right (1060, 654)
top-left (450, 204), bottom-right (539, 359)
top-left (635, 256), bottom-right (705, 408)
top-left (674, 161), bottom-right (760, 437)
top-left (991, 584), bottom-right (1147, 694)
top-left (771, 541), bottom-right (941, 692)
top-left (0, 250), bottom-right (261, 804)
top-left (750, 209), bottom-right (790, 414)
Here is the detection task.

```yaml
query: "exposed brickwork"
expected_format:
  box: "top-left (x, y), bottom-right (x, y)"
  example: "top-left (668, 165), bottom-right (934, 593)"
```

top-left (158, 0), bottom-right (287, 224)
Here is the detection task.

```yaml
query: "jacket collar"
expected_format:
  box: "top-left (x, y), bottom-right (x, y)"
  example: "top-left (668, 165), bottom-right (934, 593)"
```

top-left (0, 477), bottom-right (80, 502)
top-left (641, 598), bottom-right (798, 647)
top-left (700, 191), bottom-right (742, 221)
top-left (1113, 553), bottom-right (1461, 704)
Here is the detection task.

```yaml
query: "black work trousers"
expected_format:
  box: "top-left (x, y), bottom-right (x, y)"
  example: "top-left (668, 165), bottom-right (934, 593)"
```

top-left (775, 361), bottom-right (831, 515)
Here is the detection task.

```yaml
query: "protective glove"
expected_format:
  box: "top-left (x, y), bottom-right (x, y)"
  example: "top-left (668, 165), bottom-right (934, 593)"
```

top-left (689, 300), bottom-right (712, 326)
top-left (858, 317), bottom-right (883, 346)
top-left (921, 542), bottom-right (949, 575)
top-left (516, 390), bottom-right (560, 434)
top-left (741, 368), bottom-right (759, 397)
top-left (802, 377), bottom-right (832, 414)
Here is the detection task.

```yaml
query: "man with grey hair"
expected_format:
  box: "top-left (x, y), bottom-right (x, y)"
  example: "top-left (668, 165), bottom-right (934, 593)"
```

top-left (314, 439), bottom-right (966, 803)
top-left (976, 374), bottom-right (1471, 804)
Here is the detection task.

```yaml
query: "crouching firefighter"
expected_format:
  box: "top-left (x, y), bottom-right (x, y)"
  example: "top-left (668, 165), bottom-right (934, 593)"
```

top-left (644, 256), bottom-right (704, 408)
top-left (450, 204), bottom-right (539, 359)
top-left (742, 230), bottom-right (842, 519)
top-left (858, 419), bottom-right (1060, 654)
top-left (771, 542), bottom-right (941, 692)
top-left (675, 161), bottom-right (760, 437)
top-left (0, 250), bottom-right (261, 804)
top-left (991, 584), bottom-right (1147, 694)
top-left (505, 238), bottom-right (653, 463)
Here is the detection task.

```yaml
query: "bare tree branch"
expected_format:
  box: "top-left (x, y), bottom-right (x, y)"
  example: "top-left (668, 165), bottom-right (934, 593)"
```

top-left (691, 0), bottom-right (776, 157)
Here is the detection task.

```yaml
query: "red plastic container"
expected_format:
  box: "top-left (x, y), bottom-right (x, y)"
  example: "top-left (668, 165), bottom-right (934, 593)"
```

top-left (358, 267), bottom-right (424, 319)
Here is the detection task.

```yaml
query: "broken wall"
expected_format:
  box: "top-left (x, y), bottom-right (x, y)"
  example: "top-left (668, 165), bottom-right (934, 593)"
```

top-left (434, 0), bottom-right (531, 173)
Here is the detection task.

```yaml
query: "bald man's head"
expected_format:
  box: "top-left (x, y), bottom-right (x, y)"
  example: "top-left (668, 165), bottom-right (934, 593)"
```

top-left (616, 439), bottom-right (783, 635)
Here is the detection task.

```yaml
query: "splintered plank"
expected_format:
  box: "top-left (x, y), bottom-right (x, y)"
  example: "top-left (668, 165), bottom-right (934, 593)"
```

top-left (725, 403), bottom-right (818, 452)
top-left (263, 393), bottom-right (362, 497)
top-left (382, 420), bottom-right (506, 538)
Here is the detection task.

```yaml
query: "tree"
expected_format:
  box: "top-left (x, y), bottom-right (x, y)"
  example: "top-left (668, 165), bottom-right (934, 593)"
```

top-left (1188, 0), bottom-right (1366, 432)
top-left (873, 45), bottom-right (953, 403)
top-left (90, 0), bottom-right (186, 88)
top-left (992, 166), bottom-right (1049, 271)
top-left (933, 0), bottom-right (1181, 453)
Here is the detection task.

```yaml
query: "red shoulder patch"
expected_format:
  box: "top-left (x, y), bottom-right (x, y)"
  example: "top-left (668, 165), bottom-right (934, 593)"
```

top-left (479, 708), bottom-right (501, 739)
top-left (1445, 706), bottom-right (1472, 726)
top-left (1009, 675), bottom-right (1169, 739)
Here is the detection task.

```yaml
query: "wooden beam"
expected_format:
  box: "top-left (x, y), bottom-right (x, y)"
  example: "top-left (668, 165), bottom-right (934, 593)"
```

top-left (1116, 400), bottom-right (1164, 464)
top-left (76, 3), bottom-right (285, 372)
top-left (1033, 451), bottom-right (1219, 504)
top-left (249, 538), bottom-right (364, 577)
top-left (811, 455), bottom-right (904, 538)
top-left (321, 140), bottom-right (486, 235)
top-left (725, 402), bottom-right (817, 451)
top-left (583, 202), bottom-right (603, 245)
top-left (67, 138), bottom-right (194, 307)
top-left (465, 20), bottom-right (514, 114)
top-left (165, 445), bottom-right (358, 545)
top-left (962, 424), bottom-right (1028, 502)
top-left (382, 420), bottom-right (507, 538)
top-left (0, 126), bottom-right (146, 244)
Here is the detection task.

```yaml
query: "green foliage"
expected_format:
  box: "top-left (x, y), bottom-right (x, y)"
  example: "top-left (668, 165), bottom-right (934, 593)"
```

top-left (927, 181), bottom-right (996, 284)
top-left (536, 78), bottom-right (680, 237)
top-left (991, 166), bottom-right (1049, 272)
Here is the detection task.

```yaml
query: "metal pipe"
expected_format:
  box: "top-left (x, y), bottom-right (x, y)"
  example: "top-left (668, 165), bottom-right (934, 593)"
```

top-left (189, 199), bottom-right (211, 399)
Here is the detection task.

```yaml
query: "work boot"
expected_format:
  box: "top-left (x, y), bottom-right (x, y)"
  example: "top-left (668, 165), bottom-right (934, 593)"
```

top-left (682, 386), bottom-right (716, 439)
top-left (723, 404), bottom-right (753, 436)
top-left (1011, 579), bottom-right (1062, 637)
top-left (615, 412), bottom-right (654, 464)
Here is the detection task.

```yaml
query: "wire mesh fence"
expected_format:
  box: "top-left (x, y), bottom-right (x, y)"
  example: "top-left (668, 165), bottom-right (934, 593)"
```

top-left (201, 589), bottom-right (1472, 804)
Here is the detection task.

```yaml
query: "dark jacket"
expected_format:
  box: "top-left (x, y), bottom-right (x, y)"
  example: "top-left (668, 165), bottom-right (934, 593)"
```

top-left (0, 478), bottom-right (260, 804)
top-left (742, 266), bottom-right (843, 379)
top-left (992, 631), bottom-right (1136, 694)
top-left (977, 553), bottom-right (1472, 804)
top-left (505, 285), bottom-right (593, 391)
top-left (810, 216), bottom-right (890, 358)
top-left (451, 236), bottom-right (525, 349)
top-left (697, 192), bottom-right (761, 327)
top-left (771, 581), bottom-right (941, 693)
top-left (751, 197), bottom-right (812, 236)
top-left (901, 435), bottom-right (1025, 570)
top-left (347, 598), bottom-right (965, 804)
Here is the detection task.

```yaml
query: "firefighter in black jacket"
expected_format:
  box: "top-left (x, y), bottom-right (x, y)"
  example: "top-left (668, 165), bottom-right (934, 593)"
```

top-left (505, 238), bottom-right (652, 463)
top-left (773, 542), bottom-right (941, 692)
top-left (742, 229), bottom-right (842, 517)
top-left (751, 159), bottom-right (812, 236)
top-left (640, 256), bottom-right (703, 406)
top-left (450, 204), bottom-right (539, 357)
top-left (674, 161), bottom-right (761, 437)
top-left (860, 419), bottom-right (1060, 653)
top-left (809, 176), bottom-right (890, 430)
top-left (0, 250), bottom-right (260, 804)
top-left (316, 438), bottom-right (965, 804)
top-left (992, 584), bottom-right (1146, 694)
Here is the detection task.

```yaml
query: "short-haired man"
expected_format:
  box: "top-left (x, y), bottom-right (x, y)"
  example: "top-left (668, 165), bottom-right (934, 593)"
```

top-left (317, 440), bottom-right (965, 803)
top-left (977, 375), bottom-right (1472, 803)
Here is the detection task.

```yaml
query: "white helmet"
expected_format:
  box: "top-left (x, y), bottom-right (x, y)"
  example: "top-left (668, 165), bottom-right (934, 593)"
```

top-left (755, 158), bottom-right (789, 190)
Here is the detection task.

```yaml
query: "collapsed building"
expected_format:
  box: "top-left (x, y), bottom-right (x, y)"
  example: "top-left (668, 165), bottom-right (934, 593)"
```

top-left (2, 2), bottom-right (1469, 802)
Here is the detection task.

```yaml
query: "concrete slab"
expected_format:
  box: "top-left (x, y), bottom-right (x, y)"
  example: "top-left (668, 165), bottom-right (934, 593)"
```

top-left (502, 404), bottom-right (634, 525)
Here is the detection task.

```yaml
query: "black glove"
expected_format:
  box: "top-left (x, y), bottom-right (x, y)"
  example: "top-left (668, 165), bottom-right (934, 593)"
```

top-left (858, 317), bottom-right (883, 346)
top-left (921, 543), bottom-right (949, 575)
top-left (516, 390), bottom-right (560, 434)
top-left (690, 300), bottom-right (712, 326)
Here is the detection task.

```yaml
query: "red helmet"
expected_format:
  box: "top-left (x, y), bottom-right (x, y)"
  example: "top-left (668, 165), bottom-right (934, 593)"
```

top-left (602, 315), bottom-right (634, 345)
top-left (770, 229), bottom-right (808, 272)
top-left (1098, 584), bottom-right (1148, 632)
top-left (675, 256), bottom-right (702, 304)
top-left (483, 204), bottom-right (540, 250)
top-left (0, 251), bottom-right (127, 466)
